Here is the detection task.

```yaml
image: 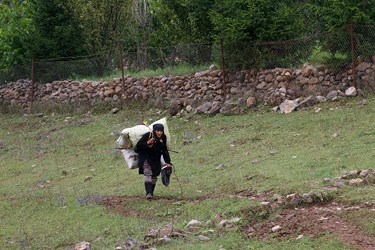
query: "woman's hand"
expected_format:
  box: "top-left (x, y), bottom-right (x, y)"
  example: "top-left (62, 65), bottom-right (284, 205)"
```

top-left (147, 138), bottom-right (156, 145)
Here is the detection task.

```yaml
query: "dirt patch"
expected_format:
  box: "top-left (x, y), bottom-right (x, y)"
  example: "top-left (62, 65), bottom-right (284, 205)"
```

top-left (100, 195), bottom-right (190, 218)
top-left (246, 202), bottom-right (375, 250)
top-left (100, 195), bottom-right (375, 250)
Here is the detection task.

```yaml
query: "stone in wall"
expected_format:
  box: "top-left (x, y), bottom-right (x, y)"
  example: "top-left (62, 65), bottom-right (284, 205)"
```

top-left (1, 62), bottom-right (374, 113)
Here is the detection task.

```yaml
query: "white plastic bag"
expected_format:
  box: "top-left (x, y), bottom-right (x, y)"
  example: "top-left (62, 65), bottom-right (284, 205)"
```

top-left (121, 149), bottom-right (166, 169)
top-left (116, 125), bottom-right (150, 149)
top-left (121, 149), bottom-right (139, 169)
top-left (117, 117), bottom-right (171, 149)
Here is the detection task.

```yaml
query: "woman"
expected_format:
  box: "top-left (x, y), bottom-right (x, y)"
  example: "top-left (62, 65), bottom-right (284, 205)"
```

top-left (135, 123), bottom-right (172, 199)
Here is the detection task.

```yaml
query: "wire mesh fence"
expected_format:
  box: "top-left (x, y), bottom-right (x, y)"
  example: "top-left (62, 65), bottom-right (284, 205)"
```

top-left (1, 23), bottom-right (375, 86)
top-left (121, 43), bottom-right (214, 72)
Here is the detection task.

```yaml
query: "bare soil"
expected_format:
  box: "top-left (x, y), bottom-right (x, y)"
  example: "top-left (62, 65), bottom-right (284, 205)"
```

top-left (100, 195), bottom-right (375, 250)
top-left (245, 202), bottom-right (375, 250)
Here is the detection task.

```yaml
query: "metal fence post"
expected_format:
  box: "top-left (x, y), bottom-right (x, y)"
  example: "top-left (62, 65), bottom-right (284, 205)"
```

top-left (220, 38), bottom-right (227, 101)
top-left (119, 46), bottom-right (125, 106)
top-left (30, 56), bottom-right (35, 113)
top-left (349, 23), bottom-right (357, 89)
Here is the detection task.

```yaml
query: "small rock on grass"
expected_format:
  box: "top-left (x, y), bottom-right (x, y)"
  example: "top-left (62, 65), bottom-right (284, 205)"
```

top-left (186, 219), bottom-right (202, 227)
top-left (215, 163), bottom-right (225, 170)
top-left (271, 225), bottom-right (281, 232)
top-left (198, 235), bottom-right (210, 241)
top-left (74, 242), bottom-right (91, 250)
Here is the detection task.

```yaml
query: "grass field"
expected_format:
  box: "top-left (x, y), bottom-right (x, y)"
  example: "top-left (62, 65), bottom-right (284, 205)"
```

top-left (1, 96), bottom-right (374, 249)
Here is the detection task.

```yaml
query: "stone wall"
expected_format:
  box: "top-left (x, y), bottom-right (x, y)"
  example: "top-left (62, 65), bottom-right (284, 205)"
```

top-left (1, 63), bottom-right (374, 114)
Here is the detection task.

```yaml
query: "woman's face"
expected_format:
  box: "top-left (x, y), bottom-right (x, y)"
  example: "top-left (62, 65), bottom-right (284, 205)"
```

top-left (155, 130), bottom-right (163, 138)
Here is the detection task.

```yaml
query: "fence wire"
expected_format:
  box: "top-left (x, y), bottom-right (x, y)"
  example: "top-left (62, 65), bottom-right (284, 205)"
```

top-left (1, 24), bottom-right (375, 85)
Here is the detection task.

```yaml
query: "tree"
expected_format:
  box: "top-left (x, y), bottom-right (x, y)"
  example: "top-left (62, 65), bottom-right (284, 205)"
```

top-left (307, 0), bottom-right (375, 70)
top-left (208, 0), bottom-right (308, 69)
top-left (0, 0), bottom-right (33, 69)
top-left (30, 0), bottom-right (86, 59)
top-left (210, 0), bottom-right (305, 43)
top-left (70, 0), bottom-right (130, 76)
top-left (149, 0), bottom-right (215, 45)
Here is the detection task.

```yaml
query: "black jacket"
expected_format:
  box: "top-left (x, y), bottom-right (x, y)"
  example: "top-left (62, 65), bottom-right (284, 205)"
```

top-left (135, 132), bottom-right (171, 176)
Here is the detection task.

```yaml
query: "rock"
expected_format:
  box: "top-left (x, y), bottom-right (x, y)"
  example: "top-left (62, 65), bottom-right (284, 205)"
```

top-left (186, 219), bottom-right (202, 227)
top-left (301, 63), bottom-right (315, 77)
top-left (299, 96), bottom-right (318, 108)
top-left (124, 238), bottom-right (138, 249)
top-left (323, 178), bottom-right (331, 183)
top-left (345, 86), bottom-right (357, 96)
top-left (209, 64), bottom-right (217, 71)
top-left (265, 74), bottom-right (273, 83)
top-left (218, 220), bottom-right (228, 228)
top-left (74, 242), bottom-right (91, 250)
top-left (359, 170), bottom-right (369, 177)
top-left (246, 96), bottom-right (257, 107)
top-left (84, 176), bottom-right (92, 182)
top-left (215, 163), bottom-right (225, 170)
top-left (198, 235), bottom-right (210, 241)
top-left (228, 217), bottom-right (241, 224)
top-left (260, 201), bottom-right (270, 206)
top-left (308, 77), bottom-right (319, 85)
top-left (170, 100), bottom-right (181, 116)
top-left (220, 102), bottom-right (241, 115)
top-left (356, 62), bottom-right (372, 71)
top-left (334, 180), bottom-right (346, 187)
top-left (207, 101), bottom-right (222, 115)
top-left (286, 193), bottom-right (301, 205)
top-left (111, 108), bottom-right (120, 114)
top-left (271, 225), bottom-right (282, 232)
top-left (279, 99), bottom-right (299, 113)
top-left (104, 89), bottom-right (114, 97)
top-left (256, 82), bottom-right (267, 89)
top-left (316, 95), bottom-right (326, 102)
top-left (157, 236), bottom-right (172, 244)
top-left (302, 193), bottom-right (313, 203)
top-left (349, 178), bottom-right (364, 186)
top-left (197, 102), bottom-right (212, 114)
top-left (326, 90), bottom-right (338, 101)
top-left (185, 105), bottom-right (194, 113)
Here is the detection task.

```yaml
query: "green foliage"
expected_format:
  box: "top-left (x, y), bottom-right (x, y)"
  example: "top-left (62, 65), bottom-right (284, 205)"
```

top-left (209, 0), bottom-right (310, 69)
top-left (305, 0), bottom-right (375, 71)
top-left (2, 0), bottom-right (375, 81)
top-left (0, 0), bottom-right (33, 69)
top-left (70, 0), bottom-right (130, 76)
top-left (318, 0), bottom-right (375, 30)
top-left (149, 0), bottom-right (215, 45)
top-left (210, 0), bottom-right (305, 43)
top-left (30, 0), bottom-right (87, 59)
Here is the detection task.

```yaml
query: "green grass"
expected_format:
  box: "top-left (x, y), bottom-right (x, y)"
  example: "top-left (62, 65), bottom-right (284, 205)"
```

top-left (73, 63), bottom-right (215, 82)
top-left (1, 96), bottom-right (374, 249)
top-left (307, 45), bottom-right (348, 67)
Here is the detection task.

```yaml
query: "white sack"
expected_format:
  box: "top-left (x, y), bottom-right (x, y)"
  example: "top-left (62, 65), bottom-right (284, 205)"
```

top-left (121, 149), bottom-right (139, 169)
top-left (117, 117), bottom-right (171, 149)
top-left (121, 149), bottom-right (166, 169)
top-left (116, 125), bottom-right (150, 149)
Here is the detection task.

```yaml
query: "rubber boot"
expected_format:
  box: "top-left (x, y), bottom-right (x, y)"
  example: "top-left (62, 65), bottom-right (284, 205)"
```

top-left (151, 184), bottom-right (156, 196)
top-left (145, 182), bottom-right (153, 200)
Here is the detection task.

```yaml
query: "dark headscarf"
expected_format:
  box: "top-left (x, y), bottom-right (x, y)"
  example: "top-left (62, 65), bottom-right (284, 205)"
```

top-left (153, 123), bottom-right (164, 131)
